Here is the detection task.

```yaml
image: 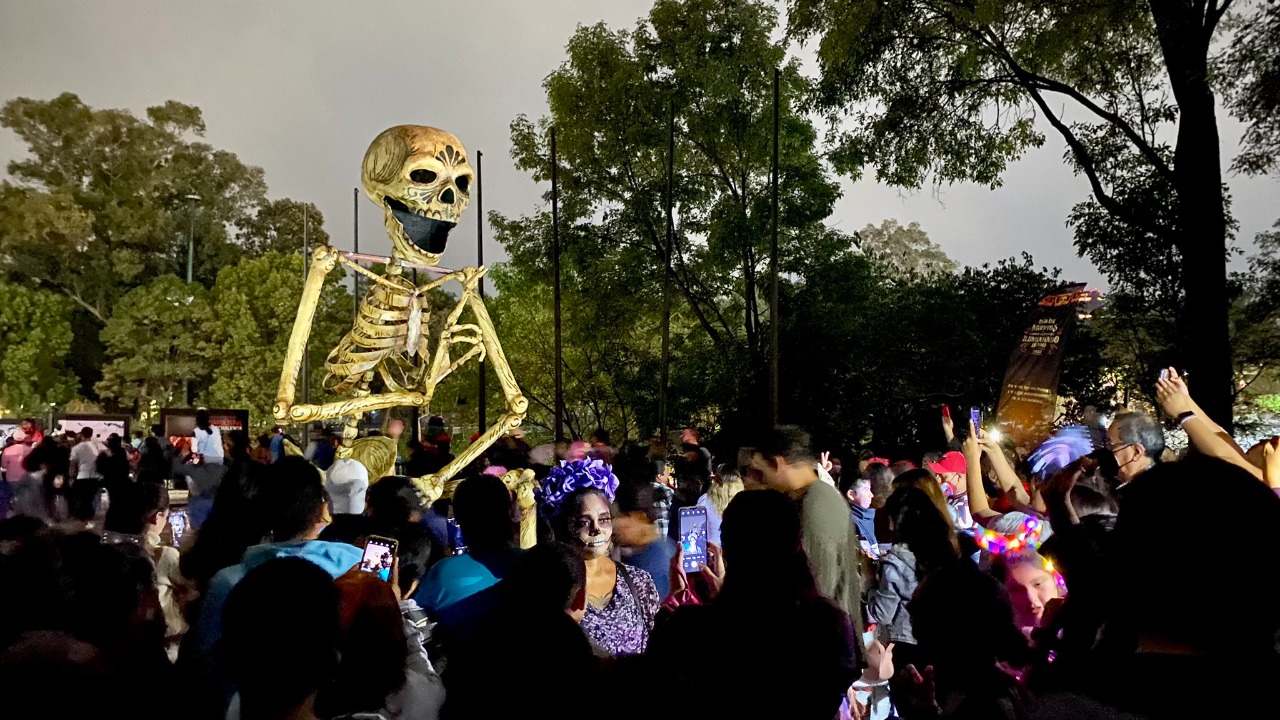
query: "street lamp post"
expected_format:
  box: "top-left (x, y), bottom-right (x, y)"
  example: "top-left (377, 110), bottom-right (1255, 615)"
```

top-left (183, 194), bottom-right (201, 405)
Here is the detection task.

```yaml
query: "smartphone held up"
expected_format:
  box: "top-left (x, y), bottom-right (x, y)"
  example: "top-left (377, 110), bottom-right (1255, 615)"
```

top-left (360, 535), bottom-right (397, 582)
top-left (678, 506), bottom-right (709, 573)
top-left (447, 518), bottom-right (467, 555)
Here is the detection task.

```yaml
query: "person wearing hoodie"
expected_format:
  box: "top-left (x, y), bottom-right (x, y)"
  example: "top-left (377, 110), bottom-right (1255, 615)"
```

top-left (193, 456), bottom-right (363, 657)
top-left (870, 485), bottom-right (960, 685)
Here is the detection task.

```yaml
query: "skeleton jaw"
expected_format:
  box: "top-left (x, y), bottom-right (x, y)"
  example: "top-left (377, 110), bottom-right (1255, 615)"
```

top-left (384, 198), bottom-right (456, 265)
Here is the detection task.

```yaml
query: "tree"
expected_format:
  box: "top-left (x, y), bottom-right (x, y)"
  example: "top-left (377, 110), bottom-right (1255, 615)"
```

top-left (486, 215), bottom-right (693, 443)
top-left (856, 219), bottom-right (958, 275)
top-left (239, 199), bottom-right (329, 256)
top-left (1231, 221), bottom-right (1280, 398)
top-left (0, 93), bottom-right (268, 320)
top-left (202, 253), bottom-right (351, 432)
top-left (790, 0), bottom-right (1244, 427)
top-left (504, 0), bottom-right (842, 425)
top-left (96, 275), bottom-right (216, 412)
top-left (781, 250), bottom-right (1110, 456)
top-left (1219, 0), bottom-right (1280, 175)
top-left (0, 282), bottom-right (77, 413)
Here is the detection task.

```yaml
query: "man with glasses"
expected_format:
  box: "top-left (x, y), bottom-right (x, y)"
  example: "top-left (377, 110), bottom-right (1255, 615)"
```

top-left (1108, 411), bottom-right (1165, 485)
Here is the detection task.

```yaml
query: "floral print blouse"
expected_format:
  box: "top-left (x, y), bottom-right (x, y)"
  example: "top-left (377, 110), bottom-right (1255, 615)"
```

top-left (581, 563), bottom-right (659, 656)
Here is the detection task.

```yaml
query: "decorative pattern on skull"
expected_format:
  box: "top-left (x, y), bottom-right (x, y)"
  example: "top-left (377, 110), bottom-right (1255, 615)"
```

top-left (361, 125), bottom-right (473, 266)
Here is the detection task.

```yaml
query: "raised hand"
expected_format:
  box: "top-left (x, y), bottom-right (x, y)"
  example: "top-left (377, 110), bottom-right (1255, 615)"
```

top-left (941, 405), bottom-right (955, 441)
top-left (1263, 437), bottom-right (1280, 489)
top-left (961, 419), bottom-right (981, 461)
top-left (669, 546), bottom-right (689, 597)
top-left (861, 640), bottom-right (895, 684)
top-left (1155, 376), bottom-right (1194, 417)
top-left (700, 541), bottom-right (726, 600)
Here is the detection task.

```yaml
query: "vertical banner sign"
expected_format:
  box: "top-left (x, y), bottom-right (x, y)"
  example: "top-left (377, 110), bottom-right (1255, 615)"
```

top-left (996, 284), bottom-right (1087, 448)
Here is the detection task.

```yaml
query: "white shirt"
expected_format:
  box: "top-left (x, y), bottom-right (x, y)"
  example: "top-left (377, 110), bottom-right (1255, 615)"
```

top-left (194, 425), bottom-right (224, 462)
top-left (70, 441), bottom-right (102, 479)
top-left (325, 457), bottom-right (370, 515)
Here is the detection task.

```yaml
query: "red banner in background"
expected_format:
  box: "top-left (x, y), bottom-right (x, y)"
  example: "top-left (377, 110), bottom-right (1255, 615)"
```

top-left (996, 284), bottom-right (1088, 450)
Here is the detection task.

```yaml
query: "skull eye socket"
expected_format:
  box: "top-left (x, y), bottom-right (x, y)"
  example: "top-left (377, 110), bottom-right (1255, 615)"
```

top-left (455, 175), bottom-right (471, 194)
top-left (410, 169), bottom-right (438, 184)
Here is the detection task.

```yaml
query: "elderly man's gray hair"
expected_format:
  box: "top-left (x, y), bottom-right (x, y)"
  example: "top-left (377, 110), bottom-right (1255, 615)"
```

top-left (1113, 411), bottom-right (1166, 458)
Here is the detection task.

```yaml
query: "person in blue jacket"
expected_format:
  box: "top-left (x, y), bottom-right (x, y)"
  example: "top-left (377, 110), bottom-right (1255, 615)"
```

top-left (193, 456), bottom-right (363, 656)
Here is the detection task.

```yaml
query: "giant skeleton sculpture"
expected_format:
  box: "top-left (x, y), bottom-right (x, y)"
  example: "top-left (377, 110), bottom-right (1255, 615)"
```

top-left (274, 126), bottom-right (534, 538)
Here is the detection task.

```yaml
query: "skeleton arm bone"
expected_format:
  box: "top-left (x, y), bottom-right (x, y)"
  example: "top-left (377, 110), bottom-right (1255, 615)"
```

top-left (274, 245), bottom-right (341, 422)
top-left (416, 276), bottom-right (528, 487)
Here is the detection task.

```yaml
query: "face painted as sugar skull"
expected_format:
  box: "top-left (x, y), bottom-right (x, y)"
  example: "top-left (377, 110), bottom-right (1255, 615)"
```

top-left (361, 125), bottom-right (473, 266)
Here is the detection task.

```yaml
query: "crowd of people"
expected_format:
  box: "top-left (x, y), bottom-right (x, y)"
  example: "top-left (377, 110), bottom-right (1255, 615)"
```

top-left (2, 369), bottom-right (1280, 719)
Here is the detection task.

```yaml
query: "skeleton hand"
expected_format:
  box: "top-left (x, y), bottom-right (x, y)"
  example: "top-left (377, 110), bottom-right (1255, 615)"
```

top-left (442, 323), bottom-right (485, 354)
top-left (410, 474), bottom-right (445, 506)
top-left (501, 468), bottom-right (537, 512)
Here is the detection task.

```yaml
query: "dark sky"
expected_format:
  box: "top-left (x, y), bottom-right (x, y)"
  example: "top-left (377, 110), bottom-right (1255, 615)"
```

top-left (2, 0), bottom-right (1275, 290)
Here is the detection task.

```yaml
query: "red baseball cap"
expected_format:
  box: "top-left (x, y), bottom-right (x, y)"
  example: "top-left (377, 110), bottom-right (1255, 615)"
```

top-left (927, 451), bottom-right (967, 476)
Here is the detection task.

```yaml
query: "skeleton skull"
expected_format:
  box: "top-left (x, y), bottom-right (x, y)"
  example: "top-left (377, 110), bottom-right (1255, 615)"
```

top-left (361, 125), bottom-right (473, 266)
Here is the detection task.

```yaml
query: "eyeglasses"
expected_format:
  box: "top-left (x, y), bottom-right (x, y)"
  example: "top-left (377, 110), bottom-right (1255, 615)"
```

top-left (1107, 441), bottom-right (1135, 454)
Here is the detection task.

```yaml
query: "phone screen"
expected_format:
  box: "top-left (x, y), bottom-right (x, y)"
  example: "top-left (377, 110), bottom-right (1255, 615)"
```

top-left (169, 509), bottom-right (188, 548)
top-left (969, 407), bottom-right (983, 434)
top-left (360, 536), bottom-right (397, 581)
top-left (447, 518), bottom-right (467, 555)
top-left (678, 506), bottom-right (709, 573)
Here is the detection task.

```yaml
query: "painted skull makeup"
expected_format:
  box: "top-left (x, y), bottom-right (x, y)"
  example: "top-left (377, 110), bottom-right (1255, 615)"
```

top-left (572, 492), bottom-right (614, 557)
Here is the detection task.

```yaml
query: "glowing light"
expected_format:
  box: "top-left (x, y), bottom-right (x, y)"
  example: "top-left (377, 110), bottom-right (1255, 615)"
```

top-left (975, 515), bottom-right (1047, 554)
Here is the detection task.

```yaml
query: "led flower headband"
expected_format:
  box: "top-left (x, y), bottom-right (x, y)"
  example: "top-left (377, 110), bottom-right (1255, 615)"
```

top-left (537, 458), bottom-right (620, 516)
top-left (976, 515), bottom-right (1047, 555)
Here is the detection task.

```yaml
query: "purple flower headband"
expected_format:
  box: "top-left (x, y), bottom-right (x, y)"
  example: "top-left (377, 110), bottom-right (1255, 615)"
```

top-left (538, 459), bottom-right (620, 516)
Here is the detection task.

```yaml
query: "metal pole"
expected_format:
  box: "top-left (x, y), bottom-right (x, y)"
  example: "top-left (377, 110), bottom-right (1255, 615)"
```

top-left (185, 197), bottom-right (197, 406)
top-left (353, 190), bottom-right (360, 318)
top-left (412, 266), bottom-right (421, 446)
top-left (303, 210), bottom-right (310, 408)
top-left (476, 150), bottom-right (488, 432)
top-left (660, 99), bottom-right (674, 441)
top-left (551, 128), bottom-right (564, 442)
top-left (769, 67), bottom-right (780, 426)
top-left (187, 210), bottom-right (195, 284)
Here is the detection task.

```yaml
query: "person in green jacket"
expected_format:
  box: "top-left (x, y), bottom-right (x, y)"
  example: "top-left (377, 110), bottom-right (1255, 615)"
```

top-left (749, 425), bottom-right (865, 667)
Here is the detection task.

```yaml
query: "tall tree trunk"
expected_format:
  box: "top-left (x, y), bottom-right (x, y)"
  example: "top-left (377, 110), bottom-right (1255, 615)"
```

top-left (1149, 0), bottom-right (1234, 429)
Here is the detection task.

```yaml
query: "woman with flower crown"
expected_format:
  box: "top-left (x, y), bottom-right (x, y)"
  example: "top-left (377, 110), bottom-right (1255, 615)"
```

top-left (539, 459), bottom-right (659, 656)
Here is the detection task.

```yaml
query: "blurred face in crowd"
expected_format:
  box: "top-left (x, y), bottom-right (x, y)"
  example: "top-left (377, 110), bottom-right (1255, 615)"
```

top-left (938, 473), bottom-right (964, 496)
top-left (850, 479), bottom-right (874, 509)
top-left (750, 453), bottom-right (783, 491)
top-left (1107, 423), bottom-right (1147, 483)
top-left (681, 428), bottom-right (697, 446)
top-left (570, 493), bottom-right (613, 559)
top-left (1004, 560), bottom-right (1061, 628)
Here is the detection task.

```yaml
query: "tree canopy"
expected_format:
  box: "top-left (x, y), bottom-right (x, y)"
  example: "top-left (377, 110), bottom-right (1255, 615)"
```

top-left (788, 0), bottom-right (1255, 427)
top-left (0, 282), bottom-right (77, 414)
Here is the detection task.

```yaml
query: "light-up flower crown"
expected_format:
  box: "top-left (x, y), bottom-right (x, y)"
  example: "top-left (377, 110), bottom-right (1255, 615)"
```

top-left (537, 459), bottom-right (620, 517)
top-left (976, 515), bottom-right (1047, 554)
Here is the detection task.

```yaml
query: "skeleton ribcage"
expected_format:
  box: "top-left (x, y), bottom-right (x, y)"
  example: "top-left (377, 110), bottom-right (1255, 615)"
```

top-left (324, 275), bottom-right (431, 394)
